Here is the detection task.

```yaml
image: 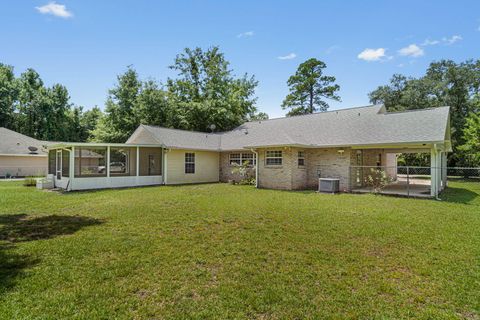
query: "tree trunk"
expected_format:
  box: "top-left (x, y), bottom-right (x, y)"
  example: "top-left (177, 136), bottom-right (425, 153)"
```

top-left (309, 86), bottom-right (314, 113)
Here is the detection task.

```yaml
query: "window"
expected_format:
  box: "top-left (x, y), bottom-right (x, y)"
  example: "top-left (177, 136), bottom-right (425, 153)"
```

top-left (74, 147), bottom-right (107, 177)
top-left (265, 150), bottom-right (282, 166)
top-left (241, 153), bottom-right (255, 166)
top-left (185, 152), bottom-right (195, 174)
top-left (110, 148), bottom-right (129, 175)
top-left (229, 153), bottom-right (255, 166)
top-left (229, 153), bottom-right (241, 165)
top-left (298, 151), bottom-right (305, 167)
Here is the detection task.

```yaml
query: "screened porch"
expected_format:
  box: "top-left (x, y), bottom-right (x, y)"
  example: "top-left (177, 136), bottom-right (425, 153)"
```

top-left (47, 143), bottom-right (164, 191)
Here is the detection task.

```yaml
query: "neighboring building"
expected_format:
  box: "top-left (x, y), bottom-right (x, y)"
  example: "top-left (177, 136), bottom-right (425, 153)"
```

top-left (47, 105), bottom-right (452, 197)
top-left (0, 127), bottom-right (50, 177)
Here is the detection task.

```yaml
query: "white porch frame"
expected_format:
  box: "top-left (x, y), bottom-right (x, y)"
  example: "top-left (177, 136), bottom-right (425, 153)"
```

top-left (48, 142), bottom-right (165, 191)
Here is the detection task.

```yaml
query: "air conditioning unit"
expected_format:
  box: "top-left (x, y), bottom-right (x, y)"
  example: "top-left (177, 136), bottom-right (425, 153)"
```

top-left (319, 178), bottom-right (340, 194)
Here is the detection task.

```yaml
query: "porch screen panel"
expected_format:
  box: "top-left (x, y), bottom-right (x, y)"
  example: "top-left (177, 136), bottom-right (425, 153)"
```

top-left (61, 150), bottom-right (70, 177)
top-left (139, 147), bottom-right (162, 176)
top-left (110, 147), bottom-right (136, 176)
top-left (48, 150), bottom-right (56, 174)
top-left (74, 147), bottom-right (107, 177)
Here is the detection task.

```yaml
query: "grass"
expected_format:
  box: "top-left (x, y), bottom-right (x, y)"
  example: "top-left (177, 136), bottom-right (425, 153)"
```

top-left (0, 181), bottom-right (479, 319)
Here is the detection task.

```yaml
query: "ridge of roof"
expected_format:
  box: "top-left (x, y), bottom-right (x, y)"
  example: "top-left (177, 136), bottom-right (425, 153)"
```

top-left (243, 104), bottom-right (383, 124)
top-left (381, 106), bottom-right (450, 115)
top-left (142, 124), bottom-right (223, 135)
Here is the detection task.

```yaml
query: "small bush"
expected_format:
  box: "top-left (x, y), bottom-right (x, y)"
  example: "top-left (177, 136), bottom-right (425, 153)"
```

top-left (23, 177), bottom-right (37, 187)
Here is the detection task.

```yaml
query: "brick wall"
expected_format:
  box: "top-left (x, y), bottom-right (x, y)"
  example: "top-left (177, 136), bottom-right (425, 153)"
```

top-left (219, 152), bottom-right (256, 183)
top-left (305, 148), bottom-right (353, 191)
top-left (221, 147), bottom-right (394, 191)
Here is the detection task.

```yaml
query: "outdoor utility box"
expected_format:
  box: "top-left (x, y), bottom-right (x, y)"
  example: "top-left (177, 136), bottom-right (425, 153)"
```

top-left (319, 178), bottom-right (340, 194)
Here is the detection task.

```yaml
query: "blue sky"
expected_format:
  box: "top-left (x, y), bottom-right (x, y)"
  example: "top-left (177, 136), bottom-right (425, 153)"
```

top-left (1, 1), bottom-right (479, 118)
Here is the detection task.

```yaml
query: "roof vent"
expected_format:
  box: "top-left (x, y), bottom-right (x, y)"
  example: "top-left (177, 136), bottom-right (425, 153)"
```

top-left (28, 146), bottom-right (38, 154)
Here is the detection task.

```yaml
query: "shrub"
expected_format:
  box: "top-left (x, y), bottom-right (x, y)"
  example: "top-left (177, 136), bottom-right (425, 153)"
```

top-left (364, 168), bottom-right (391, 193)
top-left (23, 177), bottom-right (37, 187)
top-left (231, 161), bottom-right (256, 185)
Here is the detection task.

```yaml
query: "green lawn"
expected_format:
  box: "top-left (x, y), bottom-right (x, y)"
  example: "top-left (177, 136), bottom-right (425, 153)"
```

top-left (0, 181), bottom-right (479, 319)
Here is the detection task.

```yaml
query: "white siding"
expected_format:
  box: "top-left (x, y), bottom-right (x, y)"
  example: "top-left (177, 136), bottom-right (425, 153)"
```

top-left (165, 149), bottom-right (219, 184)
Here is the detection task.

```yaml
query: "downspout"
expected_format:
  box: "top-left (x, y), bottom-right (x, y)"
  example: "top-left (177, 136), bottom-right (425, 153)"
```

top-left (251, 148), bottom-right (258, 188)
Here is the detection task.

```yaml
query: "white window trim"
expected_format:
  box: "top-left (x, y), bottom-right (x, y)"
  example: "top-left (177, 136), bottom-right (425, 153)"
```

top-left (297, 151), bottom-right (305, 167)
top-left (229, 153), bottom-right (256, 167)
top-left (185, 152), bottom-right (195, 174)
top-left (265, 150), bottom-right (283, 166)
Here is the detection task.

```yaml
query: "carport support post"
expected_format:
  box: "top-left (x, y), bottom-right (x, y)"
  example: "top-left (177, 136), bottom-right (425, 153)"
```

top-left (441, 152), bottom-right (447, 189)
top-left (430, 147), bottom-right (439, 198)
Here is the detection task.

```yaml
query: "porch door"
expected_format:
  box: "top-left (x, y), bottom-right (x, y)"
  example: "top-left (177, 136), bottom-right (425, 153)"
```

top-left (56, 150), bottom-right (62, 180)
top-left (148, 155), bottom-right (155, 175)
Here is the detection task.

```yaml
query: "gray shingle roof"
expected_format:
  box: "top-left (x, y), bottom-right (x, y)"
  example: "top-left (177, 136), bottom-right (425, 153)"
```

top-left (0, 127), bottom-right (50, 156)
top-left (140, 125), bottom-right (222, 150)
top-left (133, 105), bottom-right (451, 151)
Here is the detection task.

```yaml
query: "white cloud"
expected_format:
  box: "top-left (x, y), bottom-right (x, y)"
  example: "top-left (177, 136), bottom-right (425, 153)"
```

top-left (357, 48), bottom-right (386, 61)
top-left (422, 39), bottom-right (440, 46)
top-left (237, 31), bottom-right (254, 38)
top-left (277, 53), bottom-right (297, 60)
top-left (36, 2), bottom-right (72, 18)
top-left (442, 35), bottom-right (462, 45)
top-left (398, 44), bottom-right (424, 57)
top-left (421, 35), bottom-right (462, 46)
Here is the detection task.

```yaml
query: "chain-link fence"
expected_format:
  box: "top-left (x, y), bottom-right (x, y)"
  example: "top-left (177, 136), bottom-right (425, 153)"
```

top-left (0, 166), bottom-right (47, 179)
top-left (446, 167), bottom-right (480, 180)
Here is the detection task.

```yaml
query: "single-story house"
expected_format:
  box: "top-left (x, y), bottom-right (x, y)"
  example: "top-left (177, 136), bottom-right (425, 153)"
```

top-left (47, 104), bottom-right (452, 197)
top-left (0, 127), bottom-right (50, 177)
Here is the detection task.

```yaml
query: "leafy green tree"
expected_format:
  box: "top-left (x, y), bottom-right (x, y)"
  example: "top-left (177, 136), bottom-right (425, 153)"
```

top-left (81, 106), bottom-right (103, 141)
top-left (369, 59), bottom-right (480, 166)
top-left (167, 46), bottom-right (258, 131)
top-left (133, 80), bottom-right (169, 127)
top-left (92, 67), bottom-right (142, 142)
top-left (17, 69), bottom-right (45, 138)
top-left (459, 112), bottom-right (480, 165)
top-left (282, 58), bottom-right (340, 116)
top-left (249, 112), bottom-right (269, 121)
top-left (0, 64), bottom-right (18, 129)
top-left (44, 84), bottom-right (71, 141)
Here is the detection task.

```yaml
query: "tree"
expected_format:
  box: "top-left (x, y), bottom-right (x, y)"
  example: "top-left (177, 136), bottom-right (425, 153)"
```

top-left (92, 67), bottom-right (142, 142)
top-left (281, 58), bottom-right (340, 116)
top-left (369, 59), bottom-right (480, 166)
top-left (133, 80), bottom-right (169, 127)
top-left (17, 69), bottom-right (45, 138)
top-left (167, 47), bottom-right (258, 132)
top-left (0, 64), bottom-right (18, 129)
top-left (459, 112), bottom-right (480, 165)
top-left (249, 112), bottom-right (269, 121)
top-left (44, 84), bottom-right (71, 141)
top-left (80, 106), bottom-right (103, 141)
